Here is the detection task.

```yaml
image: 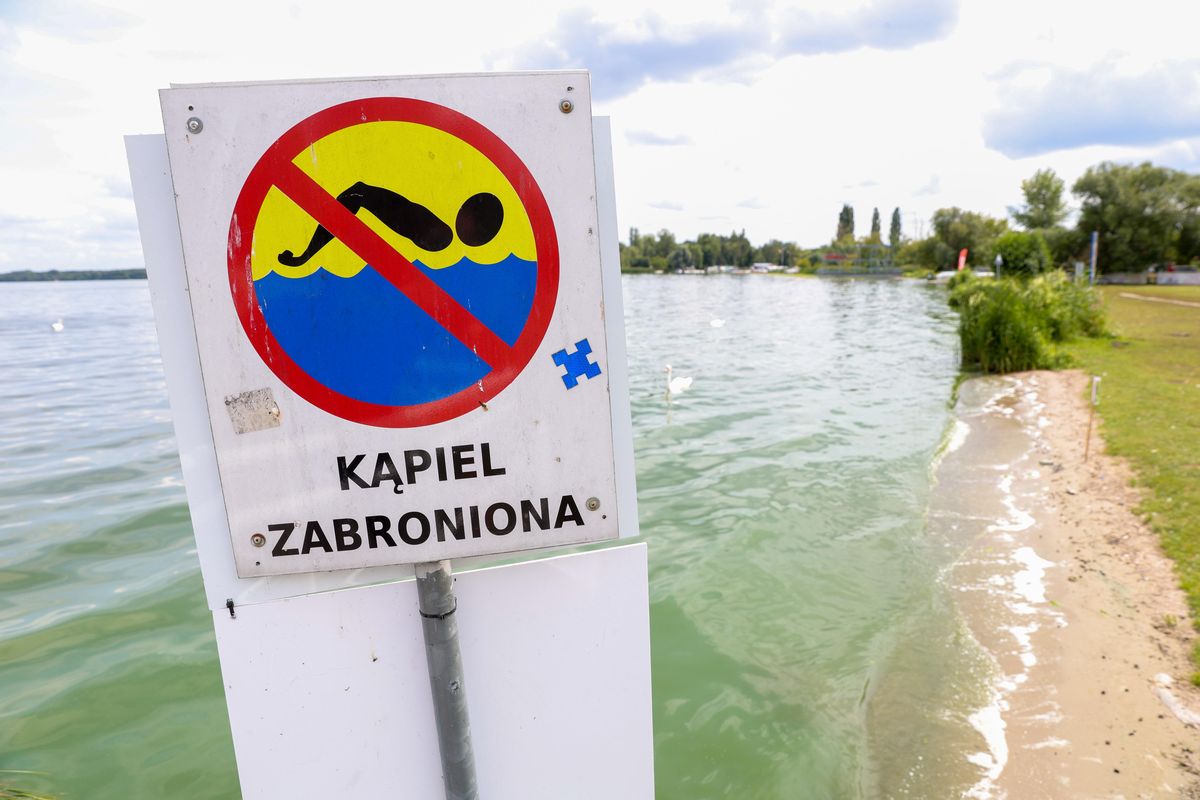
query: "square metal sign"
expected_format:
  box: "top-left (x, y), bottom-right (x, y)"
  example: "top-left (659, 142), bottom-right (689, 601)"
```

top-left (159, 73), bottom-right (627, 576)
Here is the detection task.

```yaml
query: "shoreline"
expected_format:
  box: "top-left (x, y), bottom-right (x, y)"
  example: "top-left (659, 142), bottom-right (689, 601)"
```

top-left (942, 370), bottom-right (1200, 797)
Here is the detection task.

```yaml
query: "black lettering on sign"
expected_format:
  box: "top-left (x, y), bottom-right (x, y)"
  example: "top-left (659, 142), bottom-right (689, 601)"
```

top-left (434, 447), bottom-right (449, 481)
top-left (435, 508), bottom-right (465, 542)
top-left (486, 502), bottom-right (516, 535)
top-left (469, 505), bottom-right (482, 538)
top-left (371, 454), bottom-right (403, 494)
top-left (302, 520), bottom-right (334, 554)
top-left (405, 449), bottom-right (432, 485)
top-left (269, 522), bottom-right (299, 556)
top-left (451, 444), bottom-right (476, 479)
top-left (399, 512), bottom-right (430, 545)
top-left (334, 518), bottom-right (362, 551)
top-left (366, 515), bottom-right (396, 548)
top-left (338, 455), bottom-right (370, 490)
top-left (520, 498), bottom-right (550, 531)
top-left (555, 495), bottom-right (585, 529)
top-left (480, 443), bottom-right (506, 477)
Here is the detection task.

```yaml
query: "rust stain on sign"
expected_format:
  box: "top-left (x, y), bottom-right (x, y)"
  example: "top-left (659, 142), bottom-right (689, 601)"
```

top-left (224, 388), bottom-right (282, 434)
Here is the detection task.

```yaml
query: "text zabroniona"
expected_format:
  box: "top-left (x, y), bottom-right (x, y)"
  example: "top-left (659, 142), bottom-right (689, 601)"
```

top-left (264, 442), bottom-right (587, 558)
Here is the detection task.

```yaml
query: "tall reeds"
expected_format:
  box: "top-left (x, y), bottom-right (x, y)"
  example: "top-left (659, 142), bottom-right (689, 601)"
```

top-left (948, 271), bottom-right (1107, 373)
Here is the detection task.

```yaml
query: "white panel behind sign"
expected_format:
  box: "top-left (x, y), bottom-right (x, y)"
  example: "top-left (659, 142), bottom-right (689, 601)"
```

top-left (214, 544), bottom-right (653, 799)
top-left (156, 72), bottom-right (625, 576)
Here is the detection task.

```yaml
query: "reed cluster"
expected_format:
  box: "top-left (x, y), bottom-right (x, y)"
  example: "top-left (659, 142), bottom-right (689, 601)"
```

top-left (948, 271), bottom-right (1107, 373)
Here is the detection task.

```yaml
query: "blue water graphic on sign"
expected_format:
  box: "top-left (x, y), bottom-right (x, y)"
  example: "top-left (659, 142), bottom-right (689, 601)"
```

top-left (254, 254), bottom-right (537, 406)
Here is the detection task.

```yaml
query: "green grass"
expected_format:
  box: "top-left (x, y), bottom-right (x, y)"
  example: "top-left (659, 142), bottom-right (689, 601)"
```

top-left (1064, 286), bottom-right (1200, 665)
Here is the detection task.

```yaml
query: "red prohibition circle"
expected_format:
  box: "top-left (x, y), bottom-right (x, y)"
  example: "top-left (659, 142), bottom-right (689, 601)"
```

top-left (227, 97), bottom-right (559, 428)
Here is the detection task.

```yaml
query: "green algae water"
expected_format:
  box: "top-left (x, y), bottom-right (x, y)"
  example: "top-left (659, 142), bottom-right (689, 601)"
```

top-left (1, 275), bottom-right (965, 798)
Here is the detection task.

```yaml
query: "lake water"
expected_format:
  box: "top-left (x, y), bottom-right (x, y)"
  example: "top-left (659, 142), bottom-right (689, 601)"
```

top-left (0, 275), bottom-right (979, 798)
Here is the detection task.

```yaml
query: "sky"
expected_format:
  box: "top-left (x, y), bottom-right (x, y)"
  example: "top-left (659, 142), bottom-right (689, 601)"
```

top-left (1, 0), bottom-right (1199, 270)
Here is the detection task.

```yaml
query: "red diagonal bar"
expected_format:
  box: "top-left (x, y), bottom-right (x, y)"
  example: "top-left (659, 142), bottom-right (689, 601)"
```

top-left (271, 161), bottom-right (513, 368)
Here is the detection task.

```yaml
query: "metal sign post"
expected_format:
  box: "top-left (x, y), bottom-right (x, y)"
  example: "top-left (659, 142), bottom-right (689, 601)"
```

top-left (415, 561), bottom-right (478, 800)
top-left (1089, 230), bottom-right (1099, 285)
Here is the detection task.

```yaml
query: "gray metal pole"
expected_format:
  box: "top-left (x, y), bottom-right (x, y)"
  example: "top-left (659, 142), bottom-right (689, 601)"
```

top-left (1089, 230), bottom-right (1099, 285)
top-left (415, 560), bottom-right (479, 800)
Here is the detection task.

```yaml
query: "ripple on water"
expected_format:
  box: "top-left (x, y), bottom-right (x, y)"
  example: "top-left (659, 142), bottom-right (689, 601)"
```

top-left (0, 282), bottom-right (238, 799)
top-left (626, 276), bottom-right (960, 798)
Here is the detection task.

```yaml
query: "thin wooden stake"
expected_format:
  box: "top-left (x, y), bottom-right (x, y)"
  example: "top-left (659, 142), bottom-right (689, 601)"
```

top-left (1084, 376), bottom-right (1101, 462)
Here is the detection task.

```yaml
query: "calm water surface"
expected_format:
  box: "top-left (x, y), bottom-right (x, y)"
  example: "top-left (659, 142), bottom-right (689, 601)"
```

top-left (1, 276), bottom-right (967, 798)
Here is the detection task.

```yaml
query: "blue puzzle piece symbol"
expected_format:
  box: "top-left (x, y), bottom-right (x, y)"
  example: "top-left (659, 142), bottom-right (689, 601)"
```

top-left (551, 338), bottom-right (602, 389)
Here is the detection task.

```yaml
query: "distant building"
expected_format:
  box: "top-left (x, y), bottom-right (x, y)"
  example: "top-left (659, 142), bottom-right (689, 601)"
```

top-left (816, 243), bottom-right (899, 276)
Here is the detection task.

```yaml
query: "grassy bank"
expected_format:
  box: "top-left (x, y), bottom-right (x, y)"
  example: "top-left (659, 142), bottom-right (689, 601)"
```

top-left (1064, 286), bottom-right (1200, 668)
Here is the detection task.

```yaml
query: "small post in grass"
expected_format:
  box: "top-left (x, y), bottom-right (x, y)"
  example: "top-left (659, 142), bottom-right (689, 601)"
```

top-left (1084, 376), bottom-right (1101, 462)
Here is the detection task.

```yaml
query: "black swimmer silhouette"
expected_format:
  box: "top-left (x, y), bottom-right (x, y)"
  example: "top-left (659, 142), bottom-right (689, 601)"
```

top-left (278, 183), bottom-right (504, 267)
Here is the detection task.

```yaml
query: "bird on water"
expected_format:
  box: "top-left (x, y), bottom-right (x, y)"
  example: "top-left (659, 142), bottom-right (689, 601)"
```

top-left (664, 364), bottom-right (693, 403)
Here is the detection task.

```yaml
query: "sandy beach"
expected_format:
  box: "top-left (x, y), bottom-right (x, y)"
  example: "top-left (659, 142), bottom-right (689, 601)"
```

top-left (940, 370), bottom-right (1200, 798)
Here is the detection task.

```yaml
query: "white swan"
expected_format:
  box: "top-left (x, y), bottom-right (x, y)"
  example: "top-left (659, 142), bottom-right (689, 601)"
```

top-left (710, 318), bottom-right (725, 328)
top-left (664, 364), bottom-right (693, 401)
top-left (50, 318), bottom-right (64, 332)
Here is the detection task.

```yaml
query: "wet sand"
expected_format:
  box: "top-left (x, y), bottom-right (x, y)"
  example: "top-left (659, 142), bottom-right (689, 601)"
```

top-left (942, 370), bottom-right (1200, 798)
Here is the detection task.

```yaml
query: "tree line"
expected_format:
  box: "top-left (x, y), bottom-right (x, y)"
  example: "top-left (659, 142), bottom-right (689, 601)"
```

top-left (620, 228), bottom-right (805, 271)
top-left (900, 163), bottom-right (1200, 274)
top-left (835, 205), bottom-right (902, 249)
top-left (0, 268), bottom-right (148, 282)
top-left (622, 160), bottom-right (1199, 275)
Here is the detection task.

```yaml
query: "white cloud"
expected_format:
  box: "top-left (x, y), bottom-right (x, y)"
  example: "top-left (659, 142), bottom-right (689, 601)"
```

top-left (627, 129), bottom-right (693, 146)
top-left (984, 58), bottom-right (1200, 157)
top-left (915, 175), bottom-right (941, 196)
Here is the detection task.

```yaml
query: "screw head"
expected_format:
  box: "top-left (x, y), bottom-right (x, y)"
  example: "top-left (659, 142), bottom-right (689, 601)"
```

top-left (559, 99), bottom-right (574, 114)
top-left (585, 497), bottom-right (601, 511)
top-left (251, 532), bottom-right (267, 548)
top-left (186, 117), bottom-right (204, 134)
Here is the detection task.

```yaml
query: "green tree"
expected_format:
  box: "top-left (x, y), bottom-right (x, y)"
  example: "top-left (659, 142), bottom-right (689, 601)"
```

top-left (696, 232), bottom-right (722, 267)
top-left (836, 204), bottom-right (855, 243)
top-left (755, 239), bottom-right (788, 266)
top-left (651, 229), bottom-right (677, 260)
top-left (1073, 162), bottom-right (1183, 272)
top-left (667, 247), bottom-right (695, 270)
top-left (897, 236), bottom-right (955, 269)
top-left (1010, 169), bottom-right (1068, 230)
top-left (889, 207), bottom-right (902, 250)
top-left (993, 230), bottom-right (1052, 275)
top-left (931, 207), bottom-right (1008, 268)
top-left (726, 229), bottom-right (754, 267)
top-left (869, 207), bottom-right (882, 242)
top-left (1042, 226), bottom-right (1088, 268)
top-left (1175, 173), bottom-right (1200, 264)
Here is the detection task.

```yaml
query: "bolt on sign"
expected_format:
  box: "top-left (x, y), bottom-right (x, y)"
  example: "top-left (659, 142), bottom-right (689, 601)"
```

top-left (159, 73), bottom-right (631, 576)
